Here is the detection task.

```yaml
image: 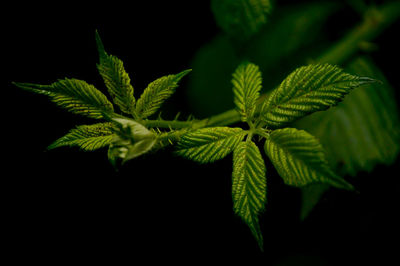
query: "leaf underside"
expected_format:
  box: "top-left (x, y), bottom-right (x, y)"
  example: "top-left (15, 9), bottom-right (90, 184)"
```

top-left (232, 140), bottom-right (267, 251)
top-left (14, 79), bottom-right (114, 119)
top-left (176, 127), bottom-right (245, 163)
top-left (232, 61), bottom-right (263, 122)
top-left (261, 63), bottom-right (374, 128)
top-left (48, 122), bottom-right (115, 151)
top-left (264, 128), bottom-right (353, 190)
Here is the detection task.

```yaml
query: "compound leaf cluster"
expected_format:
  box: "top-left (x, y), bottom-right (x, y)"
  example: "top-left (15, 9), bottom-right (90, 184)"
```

top-left (175, 60), bottom-right (370, 250)
top-left (15, 28), bottom-right (378, 252)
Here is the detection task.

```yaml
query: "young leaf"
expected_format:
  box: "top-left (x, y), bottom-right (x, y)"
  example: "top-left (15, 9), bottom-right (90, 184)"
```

top-left (264, 128), bottom-right (353, 190)
top-left (14, 79), bottom-right (114, 119)
top-left (232, 140), bottom-right (267, 251)
top-left (232, 62), bottom-right (262, 122)
top-left (135, 70), bottom-right (191, 118)
top-left (176, 127), bottom-right (245, 163)
top-left (211, 0), bottom-right (272, 41)
top-left (260, 64), bottom-right (375, 128)
top-left (95, 31), bottom-right (136, 116)
top-left (48, 122), bottom-right (115, 151)
top-left (109, 117), bottom-right (157, 164)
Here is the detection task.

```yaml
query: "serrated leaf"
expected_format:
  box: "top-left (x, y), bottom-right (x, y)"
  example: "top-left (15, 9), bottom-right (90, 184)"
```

top-left (296, 57), bottom-right (400, 176)
top-left (95, 31), bottom-right (136, 116)
top-left (14, 79), bottom-right (114, 119)
top-left (296, 57), bottom-right (400, 220)
top-left (211, 0), bottom-right (272, 41)
top-left (264, 128), bottom-right (353, 190)
top-left (232, 140), bottom-right (267, 251)
top-left (260, 64), bottom-right (375, 128)
top-left (232, 62), bottom-right (262, 122)
top-left (108, 117), bottom-right (156, 164)
top-left (48, 122), bottom-right (115, 151)
top-left (135, 70), bottom-right (191, 118)
top-left (176, 127), bottom-right (245, 163)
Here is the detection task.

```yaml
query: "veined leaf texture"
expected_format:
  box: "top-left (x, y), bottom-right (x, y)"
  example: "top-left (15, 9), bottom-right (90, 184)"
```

top-left (176, 127), bottom-right (245, 163)
top-left (264, 128), bottom-right (353, 190)
top-left (14, 79), bottom-right (114, 119)
top-left (261, 64), bottom-right (375, 128)
top-left (48, 123), bottom-right (115, 151)
top-left (232, 62), bottom-right (263, 122)
top-left (232, 140), bottom-right (267, 251)
top-left (96, 31), bottom-right (136, 116)
top-left (135, 70), bottom-right (191, 118)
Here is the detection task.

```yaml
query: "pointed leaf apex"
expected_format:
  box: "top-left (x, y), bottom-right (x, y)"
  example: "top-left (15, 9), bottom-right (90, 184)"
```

top-left (359, 76), bottom-right (379, 85)
top-left (174, 69), bottom-right (192, 81)
top-left (95, 30), bottom-right (107, 60)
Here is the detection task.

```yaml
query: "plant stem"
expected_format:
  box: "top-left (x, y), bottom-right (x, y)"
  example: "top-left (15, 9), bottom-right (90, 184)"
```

top-left (145, 1), bottom-right (400, 131)
top-left (317, 1), bottom-right (400, 65)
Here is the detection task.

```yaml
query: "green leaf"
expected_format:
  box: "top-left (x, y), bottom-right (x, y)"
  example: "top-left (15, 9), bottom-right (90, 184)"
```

top-left (48, 122), bottom-right (115, 151)
top-left (135, 70), bottom-right (191, 118)
top-left (108, 117), bottom-right (157, 164)
top-left (14, 79), bottom-right (114, 119)
top-left (264, 128), bottom-right (353, 190)
top-left (211, 0), bottom-right (272, 41)
top-left (295, 57), bottom-right (400, 176)
top-left (260, 64), bottom-right (375, 128)
top-left (188, 2), bottom-right (337, 117)
top-left (232, 62), bottom-right (262, 122)
top-left (232, 140), bottom-right (266, 251)
top-left (176, 127), bottom-right (245, 163)
top-left (95, 31), bottom-right (136, 116)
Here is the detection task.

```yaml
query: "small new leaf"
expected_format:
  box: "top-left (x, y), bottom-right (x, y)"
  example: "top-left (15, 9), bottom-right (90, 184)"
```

top-left (109, 117), bottom-right (157, 164)
top-left (260, 63), bottom-right (375, 128)
top-left (264, 128), bottom-right (353, 190)
top-left (232, 62), bottom-right (262, 122)
top-left (48, 122), bottom-right (115, 151)
top-left (96, 31), bottom-right (136, 116)
top-left (135, 70), bottom-right (191, 118)
top-left (14, 79), bottom-right (114, 119)
top-left (176, 127), bottom-right (245, 163)
top-left (232, 140), bottom-right (267, 251)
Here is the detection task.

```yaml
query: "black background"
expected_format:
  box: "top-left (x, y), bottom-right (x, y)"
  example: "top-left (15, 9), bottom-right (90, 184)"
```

top-left (4, 0), bottom-right (400, 264)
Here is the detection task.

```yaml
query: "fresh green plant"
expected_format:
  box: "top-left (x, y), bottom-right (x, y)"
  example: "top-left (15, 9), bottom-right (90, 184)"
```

top-left (14, 0), bottom-right (400, 251)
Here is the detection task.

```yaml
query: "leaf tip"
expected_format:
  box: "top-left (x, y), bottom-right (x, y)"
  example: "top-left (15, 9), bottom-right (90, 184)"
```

top-left (174, 69), bottom-right (192, 81)
top-left (95, 29), bottom-right (107, 59)
top-left (358, 76), bottom-right (379, 85)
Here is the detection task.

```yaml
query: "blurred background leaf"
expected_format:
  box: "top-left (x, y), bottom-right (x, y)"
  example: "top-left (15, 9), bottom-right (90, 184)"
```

top-left (188, 1), bottom-right (338, 117)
